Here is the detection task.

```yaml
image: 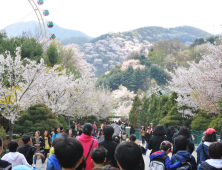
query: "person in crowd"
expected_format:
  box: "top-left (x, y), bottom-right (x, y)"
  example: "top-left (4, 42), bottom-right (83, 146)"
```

top-left (99, 126), bottom-right (118, 168)
top-left (130, 125), bottom-right (135, 135)
top-left (60, 126), bottom-right (65, 134)
top-left (115, 142), bottom-right (142, 170)
top-left (76, 156), bottom-right (86, 170)
top-left (52, 126), bottom-right (62, 141)
top-left (90, 147), bottom-right (107, 169)
top-left (149, 141), bottom-right (183, 170)
top-left (93, 122), bottom-right (96, 130)
top-left (92, 126), bottom-right (98, 137)
top-left (112, 135), bottom-right (120, 144)
top-left (172, 126), bottom-right (180, 144)
top-left (144, 127), bottom-right (152, 155)
top-left (50, 129), bottom-right (54, 139)
top-left (77, 123), bottom-right (99, 170)
top-left (140, 126), bottom-right (145, 145)
top-left (76, 129), bottom-right (83, 139)
top-left (106, 119), bottom-right (110, 125)
top-left (104, 122), bottom-right (107, 127)
top-left (173, 126), bottom-right (194, 154)
top-left (168, 126), bottom-right (176, 143)
top-left (113, 123), bottom-right (122, 136)
top-left (77, 123), bottom-right (81, 130)
top-left (33, 131), bottom-right (45, 168)
top-left (129, 134), bottom-right (145, 170)
top-left (97, 129), bottom-right (104, 143)
top-left (196, 128), bottom-right (217, 166)
top-left (164, 123), bottom-right (170, 139)
top-left (71, 123), bottom-right (76, 131)
top-left (148, 125), bottom-right (168, 154)
top-left (198, 142), bottom-right (222, 170)
top-left (100, 122), bottom-right (104, 130)
top-left (19, 136), bottom-right (45, 166)
top-left (67, 128), bottom-right (74, 137)
top-left (2, 140), bottom-right (32, 168)
top-left (111, 121), bottom-right (115, 127)
top-left (218, 129), bottom-right (222, 143)
top-left (43, 130), bottom-right (51, 162)
top-left (0, 138), bottom-right (12, 169)
top-left (55, 135), bottom-right (84, 170)
top-left (171, 135), bottom-right (197, 170)
top-left (47, 137), bottom-right (61, 170)
top-left (150, 123), bottom-right (153, 131)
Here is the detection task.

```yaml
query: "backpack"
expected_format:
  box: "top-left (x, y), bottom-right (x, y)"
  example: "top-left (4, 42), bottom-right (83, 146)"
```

top-left (174, 154), bottom-right (192, 170)
top-left (148, 155), bottom-right (168, 170)
top-left (200, 162), bottom-right (222, 170)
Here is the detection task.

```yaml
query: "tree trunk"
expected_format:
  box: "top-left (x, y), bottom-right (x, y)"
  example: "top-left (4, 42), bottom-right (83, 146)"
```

top-left (68, 117), bottom-right (70, 127)
top-left (9, 121), bottom-right (14, 141)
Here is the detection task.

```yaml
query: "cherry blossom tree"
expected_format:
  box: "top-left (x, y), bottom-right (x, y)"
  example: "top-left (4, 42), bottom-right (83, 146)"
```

top-left (169, 44), bottom-right (222, 113)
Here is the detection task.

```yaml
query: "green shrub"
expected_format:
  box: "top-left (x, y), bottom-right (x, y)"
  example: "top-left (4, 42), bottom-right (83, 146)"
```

top-left (191, 110), bottom-right (212, 130)
top-left (0, 126), bottom-right (7, 140)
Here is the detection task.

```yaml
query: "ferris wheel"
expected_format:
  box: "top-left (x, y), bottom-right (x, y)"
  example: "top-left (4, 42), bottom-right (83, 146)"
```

top-left (27, 0), bottom-right (56, 40)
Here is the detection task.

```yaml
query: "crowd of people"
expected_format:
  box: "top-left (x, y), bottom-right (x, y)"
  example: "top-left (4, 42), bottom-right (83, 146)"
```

top-left (0, 121), bottom-right (222, 170)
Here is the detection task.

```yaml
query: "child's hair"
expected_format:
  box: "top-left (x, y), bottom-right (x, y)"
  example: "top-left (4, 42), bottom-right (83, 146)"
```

top-left (112, 135), bottom-right (120, 144)
top-left (52, 136), bottom-right (60, 147)
top-left (115, 142), bottom-right (142, 170)
top-left (205, 132), bottom-right (217, 142)
top-left (22, 136), bottom-right (31, 144)
top-left (90, 147), bottom-right (107, 164)
top-left (83, 123), bottom-right (93, 136)
top-left (36, 131), bottom-right (40, 135)
top-left (208, 142), bottom-right (222, 159)
top-left (54, 126), bottom-right (60, 135)
top-left (78, 129), bottom-right (83, 136)
top-left (175, 135), bottom-right (188, 150)
top-left (103, 126), bottom-right (114, 139)
top-left (76, 156), bottom-right (86, 170)
top-left (129, 134), bottom-right (137, 142)
top-left (44, 130), bottom-right (49, 137)
top-left (54, 134), bottom-right (83, 169)
top-left (51, 129), bottom-right (54, 132)
top-left (8, 140), bottom-right (18, 152)
top-left (160, 141), bottom-right (172, 151)
top-left (60, 126), bottom-right (64, 131)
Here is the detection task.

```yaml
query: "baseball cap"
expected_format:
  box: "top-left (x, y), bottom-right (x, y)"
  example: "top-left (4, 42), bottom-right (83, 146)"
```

top-left (203, 128), bottom-right (216, 135)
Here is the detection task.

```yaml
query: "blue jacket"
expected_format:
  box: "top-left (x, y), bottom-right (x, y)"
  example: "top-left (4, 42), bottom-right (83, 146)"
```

top-left (46, 154), bottom-right (61, 170)
top-left (150, 151), bottom-right (181, 170)
top-left (52, 132), bottom-right (62, 141)
top-left (171, 151), bottom-right (197, 170)
top-left (196, 142), bottom-right (211, 165)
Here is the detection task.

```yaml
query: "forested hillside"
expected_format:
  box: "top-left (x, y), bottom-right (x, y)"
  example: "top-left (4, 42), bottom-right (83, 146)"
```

top-left (97, 54), bottom-right (170, 93)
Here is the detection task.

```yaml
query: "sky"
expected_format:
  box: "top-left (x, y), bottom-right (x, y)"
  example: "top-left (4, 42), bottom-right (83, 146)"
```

top-left (0, 0), bottom-right (222, 38)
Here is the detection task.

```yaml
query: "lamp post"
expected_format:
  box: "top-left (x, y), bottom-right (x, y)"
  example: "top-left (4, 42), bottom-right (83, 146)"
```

top-left (138, 105), bottom-right (142, 129)
top-left (183, 105), bottom-right (184, 126)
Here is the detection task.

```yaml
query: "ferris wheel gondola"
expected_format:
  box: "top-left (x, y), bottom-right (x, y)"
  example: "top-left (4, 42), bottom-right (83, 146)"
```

top-left (37, 0), bottom-right (44, 5)
top-left (43, 10), bottom-right (49, 16)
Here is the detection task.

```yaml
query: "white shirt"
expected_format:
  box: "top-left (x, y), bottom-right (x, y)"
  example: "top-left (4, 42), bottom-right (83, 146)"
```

top-left (2, 152), bottom-right (32, 168)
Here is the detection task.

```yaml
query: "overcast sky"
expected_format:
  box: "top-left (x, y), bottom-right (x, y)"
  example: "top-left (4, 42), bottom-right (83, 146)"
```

top-left (0, 0), bottom-right (222, 37)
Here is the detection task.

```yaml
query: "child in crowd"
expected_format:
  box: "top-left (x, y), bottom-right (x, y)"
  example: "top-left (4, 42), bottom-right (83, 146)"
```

top-left (97, 130), bottom-right (104, 143)
top-left (47, 137), bottom-right (61, 170)
top-left (54, 135), bottom-right (84, 170)
top-left (18, 136), bottom-right (45, 166)
top-left (90, 147), bottom-right (107, 169)
top-left (50, 129), bottom-right (54, 139)
top-left (196, 128), bottom-right (217, 166)
top-left (33, 131), bottom-right (45, 168)
top-left (52, 126), bottom-right (62, 141)
top-left (149, 141), bottom-right (182, 170)
top-left (115, 142), bottom-right (142, 170)
top-left (198, 142), bottom-right (222, 170)
top-left (43, 130), bottom-right (51, 162)
top-left (76, 129), bottom-right (83, 139)
top-left (2, 140), bottom-right (32, 168)
top-left (60, 126), bottom-right (65, 134)
top-left (112, 135), bottom-right (120, 144)
top-left (171, 135), bottom-right (197, 170)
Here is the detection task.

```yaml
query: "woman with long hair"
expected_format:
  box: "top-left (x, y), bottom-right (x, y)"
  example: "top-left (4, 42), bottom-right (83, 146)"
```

top-left (52, 126), bottom-right (62, 141)
top-left (97, 129), bottom-right (104, 143)
top-left (77, 123), bottom-right (98, 170)
top-left (148, 125), bottom-right (168, 154)
top-left (43, 130), bottom-right (51, 162)
top-left (168, 126), bottom-right (176, 143)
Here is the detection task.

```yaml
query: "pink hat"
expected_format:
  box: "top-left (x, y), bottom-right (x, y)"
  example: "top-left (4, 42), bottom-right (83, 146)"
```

top-left (203, 128), bottom-right (216, 135)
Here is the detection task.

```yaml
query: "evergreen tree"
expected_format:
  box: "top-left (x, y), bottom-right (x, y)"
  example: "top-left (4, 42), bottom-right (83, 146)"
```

top-left (56, 115), bottom-right (69, 131)
top-left (131, 68), bottom-right (143, 92)
top-left (147, 94), bottom-right (159, 125)
top-left (191, 110), bottom-right (212, 130)
top-left (14, 104), bottom-right (61, 135)
top-left (149, 65), bottom-right (170, 85)
top-left (129, 95), bottom-right (142, 128)
top-left (46, 43), bottom-right (59, 66)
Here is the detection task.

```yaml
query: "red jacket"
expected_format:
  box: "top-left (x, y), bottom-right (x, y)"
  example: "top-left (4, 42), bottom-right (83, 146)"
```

top-left (77, 134), bottom-right (98, 170)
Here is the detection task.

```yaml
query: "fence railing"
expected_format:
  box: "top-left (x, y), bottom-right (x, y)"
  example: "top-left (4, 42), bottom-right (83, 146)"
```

top-left (133, 129), bottom-right (220, 145)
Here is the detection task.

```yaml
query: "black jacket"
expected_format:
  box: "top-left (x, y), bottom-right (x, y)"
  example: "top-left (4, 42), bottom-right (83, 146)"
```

top-left (0, 159), bottom-right (11, 170)
top-left (137, 146), bottom-right (145, 170)
top-left (99, 139), bottom-right (118, 168)
top-left (33, 136), bottom-right (45, 151)
top-left (148, 135), bottom-right (168, 154)
top-left (130, 127), bottom-right (135, 135)
top-left (145, 132), bottom-right (153, 143)
top-left (18, 144), bottom-right (36, 165)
